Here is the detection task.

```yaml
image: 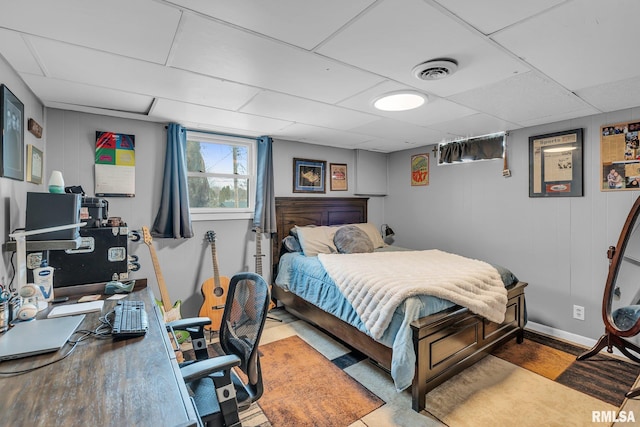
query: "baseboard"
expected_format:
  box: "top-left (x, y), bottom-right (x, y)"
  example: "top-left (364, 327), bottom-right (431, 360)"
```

top-left (525, 321), bottom-right (625, 358)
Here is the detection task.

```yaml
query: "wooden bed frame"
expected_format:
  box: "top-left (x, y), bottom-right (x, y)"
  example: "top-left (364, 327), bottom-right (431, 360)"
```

top-left (270, 197), bottom-right (527, 412)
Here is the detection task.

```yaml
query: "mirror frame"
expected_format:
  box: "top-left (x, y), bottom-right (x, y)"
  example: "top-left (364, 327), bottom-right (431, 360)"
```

top-left (603, 196), bottom-right (640, 337)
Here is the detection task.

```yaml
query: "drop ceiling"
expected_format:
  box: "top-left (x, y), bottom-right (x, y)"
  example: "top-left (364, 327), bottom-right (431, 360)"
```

top-left (0, 0), bottom-right (637, 152)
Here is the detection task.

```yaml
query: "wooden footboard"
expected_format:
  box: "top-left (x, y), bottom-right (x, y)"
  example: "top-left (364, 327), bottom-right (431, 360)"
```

top-left (410, 281), bottom-right (527, 411)
top-left (272, 281), bottom-right (527, 413)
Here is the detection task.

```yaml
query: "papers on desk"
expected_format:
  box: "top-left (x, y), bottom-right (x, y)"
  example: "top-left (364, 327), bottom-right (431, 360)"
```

top-left (47, 300), bottom-right (104, 318)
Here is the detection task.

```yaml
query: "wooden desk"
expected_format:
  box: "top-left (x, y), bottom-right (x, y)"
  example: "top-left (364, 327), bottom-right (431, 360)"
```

top-left (0, 280), bottom-right (201, 427)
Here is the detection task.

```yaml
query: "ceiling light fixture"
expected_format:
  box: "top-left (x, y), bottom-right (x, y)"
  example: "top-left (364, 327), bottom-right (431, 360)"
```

top-left (412, 58), bottom-right (458, 81)
top-left (373, 91), bottom-right (427, 111)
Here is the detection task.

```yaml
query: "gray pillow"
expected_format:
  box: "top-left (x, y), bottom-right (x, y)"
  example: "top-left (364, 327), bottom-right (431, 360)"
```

top-left (334, 225), bottom-right (374, 254)
top-left (283, 235), bottom-right (302, 253)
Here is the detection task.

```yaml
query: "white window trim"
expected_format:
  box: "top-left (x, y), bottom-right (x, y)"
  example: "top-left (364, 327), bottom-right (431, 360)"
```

top-left (186, 131), bottom-right (256, 221)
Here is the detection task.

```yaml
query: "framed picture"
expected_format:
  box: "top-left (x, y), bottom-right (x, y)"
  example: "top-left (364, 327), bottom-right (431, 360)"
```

top-left (293, 158), bottom-right (326, 193)
top-left (529, 128), bottom-right (583, 197)
top-left (330, 163), bottom-right (347, 191)
top-left (411, 153), bottom-right (429, 186)
top-left (26, 144), bottom-right (43, 184)
top-left (0, 84), bottom-right (24, 181)
top-left (600, 121), bottom-right (640, 191)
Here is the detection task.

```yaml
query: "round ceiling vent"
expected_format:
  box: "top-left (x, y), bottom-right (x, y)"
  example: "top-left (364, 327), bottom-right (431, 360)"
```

top-left (412, 59), bottom-right (458, 81)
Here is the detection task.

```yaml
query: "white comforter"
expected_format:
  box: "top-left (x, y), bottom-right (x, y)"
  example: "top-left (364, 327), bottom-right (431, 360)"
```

top-left (317, 249), bottom-right (507, 340)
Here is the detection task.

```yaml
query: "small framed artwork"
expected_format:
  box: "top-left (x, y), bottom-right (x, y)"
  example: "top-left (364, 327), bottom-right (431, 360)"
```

top-left (529, 128), bottom-right (583, 197)
top-left (330, 163), bottom-right (347, 191)
top-left (293, 158), bottom-right (326, 193)
top-left (600, 121), bottom-right (640, 191)
top-left (1, 84), bottom-right (24, 181)
top-left (411, 153), bottom-right (429, 186)
top-left (26, 144), bottom-right (43, 184)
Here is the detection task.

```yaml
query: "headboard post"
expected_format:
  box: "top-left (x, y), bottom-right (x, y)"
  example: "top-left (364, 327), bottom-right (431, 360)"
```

top-left (271, 197), bottom-right (369, 282)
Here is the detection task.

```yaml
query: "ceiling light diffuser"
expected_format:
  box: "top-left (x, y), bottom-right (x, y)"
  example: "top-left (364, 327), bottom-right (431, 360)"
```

top-left (373, 92), bottom-right (426, 111)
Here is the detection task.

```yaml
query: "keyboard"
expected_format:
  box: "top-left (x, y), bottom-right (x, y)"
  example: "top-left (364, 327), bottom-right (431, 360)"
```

top-left (112, 300), bottom-right (148, 337)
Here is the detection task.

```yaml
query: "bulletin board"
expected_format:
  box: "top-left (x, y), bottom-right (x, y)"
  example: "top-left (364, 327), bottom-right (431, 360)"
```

top-left (601, 121), bottom-right (640, 191)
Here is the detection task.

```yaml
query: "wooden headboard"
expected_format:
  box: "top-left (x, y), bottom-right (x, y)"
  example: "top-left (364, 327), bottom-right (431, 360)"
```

top-left (271, 197), bottom-right (368, 280)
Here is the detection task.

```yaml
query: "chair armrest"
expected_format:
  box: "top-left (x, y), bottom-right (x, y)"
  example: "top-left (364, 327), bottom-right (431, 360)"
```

top-left (180, 355), bottom-right (241, 383)
top-left (167, 317), bottom-right (212, 330)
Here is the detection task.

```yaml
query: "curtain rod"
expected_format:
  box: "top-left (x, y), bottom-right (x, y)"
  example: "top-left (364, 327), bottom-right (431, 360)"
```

top-left (165, 125), bottom-right (260, 142)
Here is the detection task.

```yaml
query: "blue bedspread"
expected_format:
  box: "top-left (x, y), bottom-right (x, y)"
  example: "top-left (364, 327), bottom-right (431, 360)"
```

top-left (274, 248), bottom-right (519, 392)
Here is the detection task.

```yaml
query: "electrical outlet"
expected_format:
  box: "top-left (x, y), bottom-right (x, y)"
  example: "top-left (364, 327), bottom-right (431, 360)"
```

top-left (573, 305), bottom-right (585, 321)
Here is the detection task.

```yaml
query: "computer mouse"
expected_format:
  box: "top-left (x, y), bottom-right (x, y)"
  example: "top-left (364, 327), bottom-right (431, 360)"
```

top-left (104, 280), bottom-right (135, 295)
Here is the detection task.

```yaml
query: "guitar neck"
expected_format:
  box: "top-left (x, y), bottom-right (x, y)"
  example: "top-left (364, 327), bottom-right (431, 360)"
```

top-left (255, 228), bottom-right (263, 276)
top-left (211, 241), bottom-right (221, 286)
top-left (146, 239), bottom-right (173, 309)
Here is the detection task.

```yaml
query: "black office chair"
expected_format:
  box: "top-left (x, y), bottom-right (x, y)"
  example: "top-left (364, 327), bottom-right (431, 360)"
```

top-left (167, 272), bottom-right (271, 427)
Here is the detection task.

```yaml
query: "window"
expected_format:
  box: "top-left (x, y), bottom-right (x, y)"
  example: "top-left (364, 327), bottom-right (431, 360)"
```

top-left (438, 132), bottom-right (505, 165)
top-left (186, 131), bottom-right (255, 220)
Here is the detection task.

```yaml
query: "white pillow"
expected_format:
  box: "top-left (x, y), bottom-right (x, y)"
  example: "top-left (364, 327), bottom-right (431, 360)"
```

top-left (294, 225), bottom-right (339, 257)
top-left (353, 223), bottom-right (385, 249)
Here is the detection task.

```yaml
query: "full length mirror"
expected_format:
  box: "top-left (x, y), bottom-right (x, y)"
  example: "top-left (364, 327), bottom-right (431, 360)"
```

top-left (579, 195), bottom-right (640, 398)
top-left (610, 212), bottom-right (640, 332)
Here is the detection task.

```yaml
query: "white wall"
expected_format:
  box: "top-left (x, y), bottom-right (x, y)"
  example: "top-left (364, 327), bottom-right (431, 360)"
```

top-left (0, 56), bottom-right (45, 288)
top-left (387, 108), bottom-right (640, 340)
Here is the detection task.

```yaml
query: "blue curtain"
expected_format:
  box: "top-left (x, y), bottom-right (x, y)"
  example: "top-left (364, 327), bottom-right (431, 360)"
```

top-left (152, 123), bottom-right (193, 238)
top-left (253, 136), bottom-right (276, 234)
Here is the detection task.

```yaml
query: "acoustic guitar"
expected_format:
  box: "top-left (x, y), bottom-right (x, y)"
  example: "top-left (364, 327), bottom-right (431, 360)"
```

top-left (141, 226), bottom-right (188, 345)
top-left (199, 230), bottom-right (230, 332)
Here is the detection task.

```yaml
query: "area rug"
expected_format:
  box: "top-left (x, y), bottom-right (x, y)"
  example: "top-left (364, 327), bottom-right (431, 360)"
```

top-left (257, 335), bottom-right (384, 427)
top-left (424, 355), bottom-right (618, 427)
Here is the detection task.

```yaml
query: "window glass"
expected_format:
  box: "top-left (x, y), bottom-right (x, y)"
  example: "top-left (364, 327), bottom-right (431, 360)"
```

top-left (186, 132), bottom-right (254, 215)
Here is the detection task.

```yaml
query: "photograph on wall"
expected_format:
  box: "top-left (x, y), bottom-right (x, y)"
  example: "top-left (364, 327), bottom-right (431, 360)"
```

top-left (529, 128), bottom-right (583, 197)
top-left (293, 158), bottom-right (326, 193)
top-left (330, 163), bottom-right (347, 191)
top-left (95, 131), bottom-right (136, 197)
top-left (411, 153), bottom-right (429, 186)
top-left (601, 121), bottom-right (640, 191)
top-left (1, 84), bottom-right (24, 181)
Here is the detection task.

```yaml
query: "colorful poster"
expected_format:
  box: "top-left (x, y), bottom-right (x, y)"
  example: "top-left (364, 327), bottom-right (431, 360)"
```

top-left (601, 121), bottom-right (640, 191)
top-left (411, 153), bottom-right (429, 186)
top-left (95, 131), bottom-right (135, 196)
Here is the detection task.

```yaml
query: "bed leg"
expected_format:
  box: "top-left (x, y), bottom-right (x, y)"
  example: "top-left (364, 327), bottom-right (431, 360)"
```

top-left (516, 328), bottom-right (524, 344)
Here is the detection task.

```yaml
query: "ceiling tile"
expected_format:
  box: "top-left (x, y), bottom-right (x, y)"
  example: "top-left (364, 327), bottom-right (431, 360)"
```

top-left (240, 91), bottom-right (379, 130)
top-left (150, 98), bottom-right (293, 134)
top-left (0, 0), bottom-right (180, 64)
top-left (338, 80), bottom-right (478, 127)
top-left (275, 123), bottom-right (372, 148)
top-left (24, 75), bottom-right (153, 114)
top-left (427, 113), bottom-right (520, 138)
top-left (0, 29), bottom-right (44, 76)
top-left (349, 117), bottom-right (448, 146)
top-left (449, 71), bottom-right (599, 125)
top-left (576, 76), bottom-right (640, 113)
top-left (433, 0), bottom-right (566, 34)
top-left (26, 37), bottom-right (260, 111)
top-left (169, 12), bottom-right (384, 104)
top-left (164, 0), bottom-right (375, 50)
top-left (493, 0), bottom-right (640, 90)
top-left (317, 0), bottom-right (529, 97)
